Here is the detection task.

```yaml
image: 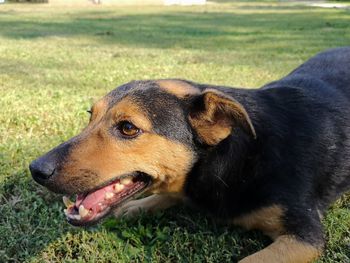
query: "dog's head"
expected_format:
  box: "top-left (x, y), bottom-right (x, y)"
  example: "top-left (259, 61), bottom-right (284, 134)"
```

top-left (29, 79), bottom-right (255, 226)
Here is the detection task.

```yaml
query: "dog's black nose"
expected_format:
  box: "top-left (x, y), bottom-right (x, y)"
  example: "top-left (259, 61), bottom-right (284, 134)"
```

top-left (29, 158), bottom-right (56, 181)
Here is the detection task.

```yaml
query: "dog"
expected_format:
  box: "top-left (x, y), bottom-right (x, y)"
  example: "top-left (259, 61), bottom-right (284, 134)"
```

top-left (30, 47), bottom-right (350, 263)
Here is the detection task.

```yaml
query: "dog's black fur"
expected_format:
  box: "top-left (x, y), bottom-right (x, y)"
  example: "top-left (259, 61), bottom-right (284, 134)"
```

top-left (185, 47), bottom-right (350, 247)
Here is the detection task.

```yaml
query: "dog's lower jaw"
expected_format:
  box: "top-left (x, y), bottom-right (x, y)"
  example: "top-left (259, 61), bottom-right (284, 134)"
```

top-left (63, 173), bottom-right (153, 225)
top-left (113, 194), bottom-right (182, 219)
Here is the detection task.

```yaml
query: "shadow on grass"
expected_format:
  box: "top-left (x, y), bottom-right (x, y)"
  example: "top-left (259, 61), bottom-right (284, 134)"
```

top-left (0, 170), bottom-right (270, 262)
top-left (0, 173), bottom-right (74, 261)
top-left (101, 205), bottom-right (271, 262)
top-left (0, 7), bottom-right (349, 52)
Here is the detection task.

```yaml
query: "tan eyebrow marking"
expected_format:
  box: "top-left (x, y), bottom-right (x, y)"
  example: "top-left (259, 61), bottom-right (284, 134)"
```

top-left (109, 96), bottom-right (152, 131)
top-left (89, 98), bottom-right (109, 123)
top-left (156, 79), bottom-right (200, 98)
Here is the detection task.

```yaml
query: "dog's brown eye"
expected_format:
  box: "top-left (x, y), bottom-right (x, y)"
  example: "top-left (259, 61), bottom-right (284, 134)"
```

top-left (118, 121), bottom-right (140, 138)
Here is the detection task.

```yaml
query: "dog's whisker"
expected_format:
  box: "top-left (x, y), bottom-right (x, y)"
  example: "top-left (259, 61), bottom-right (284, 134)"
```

top-left (214, 175), bottom-right (229, 188)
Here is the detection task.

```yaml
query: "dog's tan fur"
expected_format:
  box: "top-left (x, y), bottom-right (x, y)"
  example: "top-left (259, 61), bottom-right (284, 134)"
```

top-left (239, 235), bottom-right (320, 263)
top-left (156, 79), bottom-right (200, 98)
top-left (232, 205), bottom-right (285, 239)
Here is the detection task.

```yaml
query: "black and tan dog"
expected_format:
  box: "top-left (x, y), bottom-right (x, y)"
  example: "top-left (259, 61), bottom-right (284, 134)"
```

top-left (30, 47), bottom-right (350, 263)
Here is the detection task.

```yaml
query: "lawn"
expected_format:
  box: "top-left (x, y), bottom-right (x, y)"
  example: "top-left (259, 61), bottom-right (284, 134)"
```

top-left (0, 1), bottom-right (349, 262)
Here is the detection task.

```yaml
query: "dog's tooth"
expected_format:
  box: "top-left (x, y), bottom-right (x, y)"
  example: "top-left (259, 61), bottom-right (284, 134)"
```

top-left (105, 192), bottom-right (114, 200)
top-left (79, 205), bottom-right (89, 218)
top-left (120, 177), bottom-right (132, 185)
top-left (65, 211), bottom-right (81, 220)
top-left (73, 214), bottom-right (81, 220)
top-left (67, 213), bottom-right (76, 219)
top-left (113, 183), bottom-right (125, 193)
top-left (63, 196), bottom-right (74, 208)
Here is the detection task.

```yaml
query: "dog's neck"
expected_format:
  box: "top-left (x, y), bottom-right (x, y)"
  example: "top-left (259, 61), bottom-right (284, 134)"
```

top-left (184, 129), bottom-right (260, 218)
top-left (183, 88), bottom-right (295, 218)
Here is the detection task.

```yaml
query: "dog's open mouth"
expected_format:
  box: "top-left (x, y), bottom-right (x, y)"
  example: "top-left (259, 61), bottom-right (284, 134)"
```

top-left (62, 172), bottom-right (152, 226)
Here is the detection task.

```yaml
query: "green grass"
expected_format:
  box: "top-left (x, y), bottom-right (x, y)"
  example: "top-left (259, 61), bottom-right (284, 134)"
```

top-left (0, 1), bottom-right (349, 262)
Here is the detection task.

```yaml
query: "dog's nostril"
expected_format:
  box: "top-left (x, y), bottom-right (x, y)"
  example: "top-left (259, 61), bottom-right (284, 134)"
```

top-left (29, 159), bottom-right (56, 181)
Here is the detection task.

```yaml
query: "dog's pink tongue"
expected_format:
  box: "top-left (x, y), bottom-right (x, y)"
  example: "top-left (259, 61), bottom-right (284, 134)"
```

top-left (76, 183), bottom-right (115, 210)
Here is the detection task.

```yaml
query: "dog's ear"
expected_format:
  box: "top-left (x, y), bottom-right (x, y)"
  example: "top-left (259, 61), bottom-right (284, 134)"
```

top-left (189, 89), bottom-right (256, 145)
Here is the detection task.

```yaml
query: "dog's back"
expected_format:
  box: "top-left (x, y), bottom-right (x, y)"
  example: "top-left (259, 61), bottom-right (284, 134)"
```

top-left (265, 47), bottom-right (350, 98)
top-left (191, 48), bottom-right (350, 211)
top-left (256, 48), bottom-right (350, 209)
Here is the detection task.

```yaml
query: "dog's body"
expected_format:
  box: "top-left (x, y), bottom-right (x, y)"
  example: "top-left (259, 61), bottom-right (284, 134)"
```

top-left (30, 47), bottom-right (350, 262)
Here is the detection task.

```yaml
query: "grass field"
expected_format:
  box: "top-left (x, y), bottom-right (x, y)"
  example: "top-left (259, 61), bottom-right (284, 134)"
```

top-left (0, 1), bottom-right (349, 262)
